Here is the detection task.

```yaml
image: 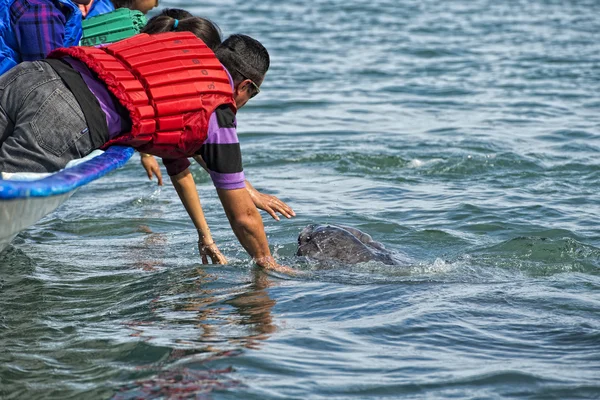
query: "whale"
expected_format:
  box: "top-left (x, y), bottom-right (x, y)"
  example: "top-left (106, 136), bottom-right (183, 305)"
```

top-left (296, 224), bottom-right (401, 265)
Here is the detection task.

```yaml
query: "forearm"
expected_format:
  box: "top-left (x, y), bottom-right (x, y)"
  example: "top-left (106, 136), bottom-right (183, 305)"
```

top-left (170, 168), bottom-right (213, 245)
top-left (244, 180), bottom-right (260, 203)
top-left (217, 188), bottom-right (273, 262)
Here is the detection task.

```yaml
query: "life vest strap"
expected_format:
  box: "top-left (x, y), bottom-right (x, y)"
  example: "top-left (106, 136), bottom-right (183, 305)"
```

top-left (43, 59), bottom-right (109, 150)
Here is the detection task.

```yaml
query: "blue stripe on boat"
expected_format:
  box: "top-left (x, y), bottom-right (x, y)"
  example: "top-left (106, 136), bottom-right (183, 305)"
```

top-left (0, 146), bottom-right (134, 200)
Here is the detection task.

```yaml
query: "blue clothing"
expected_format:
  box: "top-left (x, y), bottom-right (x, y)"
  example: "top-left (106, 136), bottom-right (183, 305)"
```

top-left (0, 0), bottom-right (83, 75)
top-left (84, 0), bottom-right (115, 19)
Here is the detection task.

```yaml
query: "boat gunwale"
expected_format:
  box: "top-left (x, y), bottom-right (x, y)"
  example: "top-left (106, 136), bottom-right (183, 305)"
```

top-left (0, 146), bottom-right (134, 200)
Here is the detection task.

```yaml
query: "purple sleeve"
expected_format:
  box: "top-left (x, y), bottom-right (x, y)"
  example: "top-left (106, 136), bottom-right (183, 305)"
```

top-left (209, 169), bottom-right (246, 190)
top-left (13, 1), bottom-right (66, 61)
top-left (197, 110), bottom-right (246, 190)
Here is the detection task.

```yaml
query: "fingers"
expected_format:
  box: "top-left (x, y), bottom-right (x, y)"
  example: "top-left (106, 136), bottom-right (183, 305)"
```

top-left (273, 265), bottom-right (297, 276)
top-left (264, 205), bottom-right (280, 221)
top-left (206, 251), bottom-right (226, 264)
top-left (199, 242), bottom-right (209, 264)
top-left (199, 242), bottom-right (228, 265)
top-left (255, 256), bottom-right (296, 276)
top-left (276, 198), bottom-right (296, 218)
top-left (275, 203), bottom-right (294, 219)
top-left (211, 252), bottom-right (227, 265)
top-left (268, 199), bottom-right (295, 219)
top-left (256, 193), bottom-right (296, 220)
top-left (141, 155), bottom-right (163, 185)
top-left (153, 167), bottom-right (163, 186)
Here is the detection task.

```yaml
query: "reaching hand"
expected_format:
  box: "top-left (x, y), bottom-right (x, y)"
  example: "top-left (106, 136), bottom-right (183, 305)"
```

top-left (199, 241), bottom-right (227, 264)
top-left (247, 186), bottom-right (296, 221)
top-left (140, 154), bottom-right (163, 186)
top-left (255, 256), bottom-right (296, 275)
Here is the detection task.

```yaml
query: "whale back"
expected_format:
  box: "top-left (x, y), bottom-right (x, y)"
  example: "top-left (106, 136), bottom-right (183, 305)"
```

top-left (297, 224), bottom-right (396, 265)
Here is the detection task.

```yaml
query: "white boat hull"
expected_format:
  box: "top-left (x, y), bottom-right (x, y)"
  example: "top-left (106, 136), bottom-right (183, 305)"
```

top-left (0, 192), bottom-right (73, 253)
top-left (0, 146), bottom-right (133, 253)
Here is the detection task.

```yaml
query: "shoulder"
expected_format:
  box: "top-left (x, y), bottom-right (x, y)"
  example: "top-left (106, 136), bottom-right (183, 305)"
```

top-left (214, 104), bottom-right (236, 129)
top-left (9, 0), bottom-right (32, 21)
top-left (10, 0), bottom-right (64, 22)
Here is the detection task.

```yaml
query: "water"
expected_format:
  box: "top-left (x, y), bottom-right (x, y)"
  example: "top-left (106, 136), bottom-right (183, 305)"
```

top-left (1, 0), bottom-right (600, 398)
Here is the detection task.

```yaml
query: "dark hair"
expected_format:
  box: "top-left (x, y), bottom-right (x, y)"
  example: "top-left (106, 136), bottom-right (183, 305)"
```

top-left (141, 15), bottom-right (222, 51)
top-left (155, 8), bottom-right (192, 20)
top-left (215, 34), bottom-right (270, 85)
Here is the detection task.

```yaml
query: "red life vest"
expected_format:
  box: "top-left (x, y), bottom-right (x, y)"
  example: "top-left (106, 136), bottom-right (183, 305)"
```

top-left (48, 32), bottom-right (236, 158)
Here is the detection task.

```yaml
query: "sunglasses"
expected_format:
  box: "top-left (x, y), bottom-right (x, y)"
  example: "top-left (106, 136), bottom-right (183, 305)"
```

top-left (234, 68), bottom-right (261, 98)
top-left (247, 80), bottom-right (261, 98)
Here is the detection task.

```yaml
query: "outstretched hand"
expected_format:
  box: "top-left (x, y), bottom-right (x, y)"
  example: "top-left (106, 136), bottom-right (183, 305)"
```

top-left (199, 241), bottom-right (227, 264)
top-left (255, 256), bottom-right (296, 275)
top-left (140, 154), bottom-right (163, 186)
top-left (247, 185), bottom-right (296, 221)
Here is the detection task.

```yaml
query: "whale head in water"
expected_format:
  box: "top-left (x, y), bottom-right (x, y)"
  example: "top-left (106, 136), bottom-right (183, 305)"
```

top-left (296, 224), bottom-right (398, 265)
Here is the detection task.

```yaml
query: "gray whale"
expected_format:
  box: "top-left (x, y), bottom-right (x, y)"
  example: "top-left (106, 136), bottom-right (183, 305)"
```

top-left (296, 224), bottom-right (400, 265)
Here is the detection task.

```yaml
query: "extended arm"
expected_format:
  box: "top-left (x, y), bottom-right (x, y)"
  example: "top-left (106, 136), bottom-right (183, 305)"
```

top-left (171, 168), bottom-right (226, 264)
top-left (217, 187), bottom-right (292, 273)
top-left (194, 105), bottom-right (292, 272)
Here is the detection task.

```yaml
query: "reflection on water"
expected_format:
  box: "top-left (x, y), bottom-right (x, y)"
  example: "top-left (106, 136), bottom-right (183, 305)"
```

top-left (226, 270), bottom-right (277, 350)
top-left (114, 268), bottom-right (278, 398)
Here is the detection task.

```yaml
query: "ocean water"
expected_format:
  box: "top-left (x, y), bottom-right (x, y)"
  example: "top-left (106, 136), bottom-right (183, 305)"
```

top-left (1, 0), bottom-right (600, 398)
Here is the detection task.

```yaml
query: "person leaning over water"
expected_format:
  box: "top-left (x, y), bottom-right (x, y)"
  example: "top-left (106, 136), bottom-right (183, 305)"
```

top-left (0, 0), bottom-right (92, 75)
top-left (138, 12), bottom-right (296, 222)
top-left (79, 10), bottom-right (293, 257)
top-left (0, 31), bottom-right (293, 273)
top-left (0, 16), bottom-right (227, 264)
top-left (76, 12), bottom-right (226, 263)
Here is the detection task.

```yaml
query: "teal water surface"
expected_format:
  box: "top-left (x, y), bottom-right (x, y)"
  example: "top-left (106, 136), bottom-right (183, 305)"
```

top-left (1, 0), bottom-right (600, 398)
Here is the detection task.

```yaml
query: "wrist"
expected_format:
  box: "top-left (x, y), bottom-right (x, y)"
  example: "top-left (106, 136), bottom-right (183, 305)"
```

top-left (255, 255), bottom-right (276, 269)
top-left (197, 231), bottom-right (213, 245)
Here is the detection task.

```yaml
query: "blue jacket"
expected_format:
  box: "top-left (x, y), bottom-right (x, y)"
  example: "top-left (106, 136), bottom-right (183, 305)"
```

top-left (85, 0), bottom-right (115, 19)
top-left (0, 0), bottom-right (83, 75)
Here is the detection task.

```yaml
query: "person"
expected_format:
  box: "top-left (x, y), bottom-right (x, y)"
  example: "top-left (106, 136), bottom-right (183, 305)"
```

top-left (141, 11), bottom-right (220, 49)
top-left (145, 8), bottom-right (191, 22)
top-left (79, 0), bottom-right (157, 19)
top-left (138, 13), bottom-right (296, 222)
top-left (81, 10), bottom-right (293, 260)
top-left (0, 0), bottom-right (91, 75)
top-left (0, 30), bottom-right (292, 273)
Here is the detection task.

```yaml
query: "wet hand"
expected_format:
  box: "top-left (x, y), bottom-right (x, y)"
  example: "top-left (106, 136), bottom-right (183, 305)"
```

top-left (256, 256), bottom-right (296, 275)
top-left (140, 153), bottom-right (163, 186)
top-left (199, 241), bottom-right (227, 265)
